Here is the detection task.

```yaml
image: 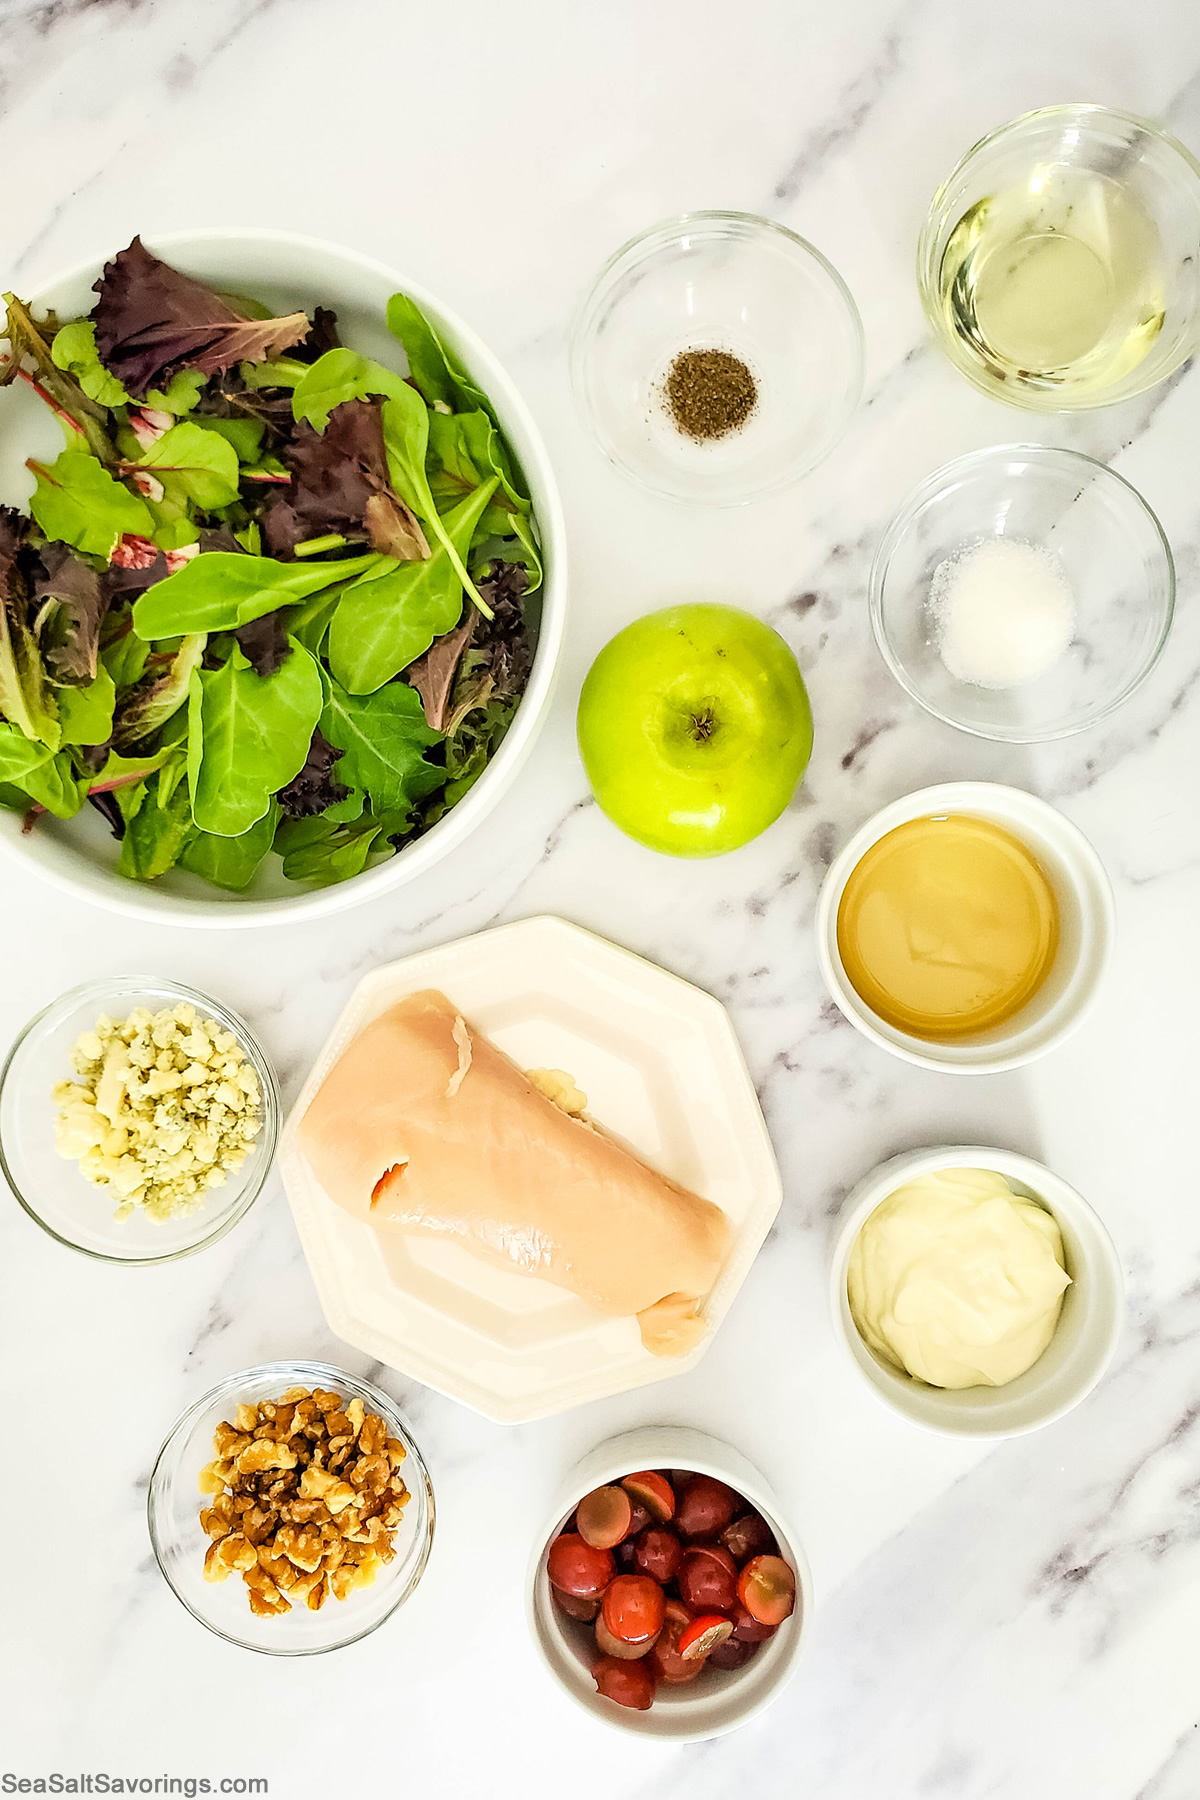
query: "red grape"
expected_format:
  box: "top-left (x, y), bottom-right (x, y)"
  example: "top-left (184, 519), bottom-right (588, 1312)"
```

top-left (553, 1589), bottom-right (600, 1622)
top-left (547, 1533), bottom-right (614, 1600)
top-left (651, 1598), bottom-right (704, 1685)
top-left (675, 1475), bottom-right (740, 1541)
top-left (602, 1574), bottom-right (666, 1645)
top-left (614, 1537), bottom-right (638, 1572)
top-left (720, 1510), bottom-right (776, 1565)
top-left (730, 1601), bottom-right (777, 1644)
top-left (595, 1611), bottom-right (657, 1660)
top-left (677, 1543), bottom-right (738, 1613)
top-left (626, 1500), bottom-right (651, 1536)
top-left (738, 1555), bottom-right (796, 1627)
top-left (592, 1655), bottom-right (655, 1710)
top-left (576, 1485), bottom-right (634, 1550)
top-left (633, 1526), bottom-right (682, 1584)
top-left (708, 1634), bottom-right (759, 1670)
top-left (678, 1613), bottom-right (734, 1661)
top-left (621, 1471), bottom-right (675, 1523)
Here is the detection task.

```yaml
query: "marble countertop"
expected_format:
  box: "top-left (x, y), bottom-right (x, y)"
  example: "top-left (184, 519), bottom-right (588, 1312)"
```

top-left (3, 1), bottom-right (1200, 1795)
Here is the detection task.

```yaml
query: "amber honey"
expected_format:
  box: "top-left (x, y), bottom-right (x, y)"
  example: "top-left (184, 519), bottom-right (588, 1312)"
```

top-left (836, 813), bottom-right (1059, 1039)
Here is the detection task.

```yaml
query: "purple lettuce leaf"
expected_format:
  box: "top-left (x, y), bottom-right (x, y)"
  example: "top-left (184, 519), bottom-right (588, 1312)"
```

top-left (31, 542), bottom-right (110, 684)
top-left (91, 237), bottom-right (311, 400)
top-left (276, 729), bottom-right (348, 817)
top-left (407, 612), bottom-right (475, 732)
top-left (261, 397), bottom-right (428, 560)
top-left (234, 610), bottom-right (291, 678)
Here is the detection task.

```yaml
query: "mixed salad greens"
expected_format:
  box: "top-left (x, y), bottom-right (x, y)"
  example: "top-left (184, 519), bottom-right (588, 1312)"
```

top-left (0, 238), bottom-right (541, 890)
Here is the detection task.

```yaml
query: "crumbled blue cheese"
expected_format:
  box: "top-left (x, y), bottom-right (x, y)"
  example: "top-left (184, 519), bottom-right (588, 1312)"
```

top-left (53, 1003), bottom-right (263, 1221)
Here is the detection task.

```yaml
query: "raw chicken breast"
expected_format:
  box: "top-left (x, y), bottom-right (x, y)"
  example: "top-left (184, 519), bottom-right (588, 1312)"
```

top-left (298, 990), bottom-right (729, 1355)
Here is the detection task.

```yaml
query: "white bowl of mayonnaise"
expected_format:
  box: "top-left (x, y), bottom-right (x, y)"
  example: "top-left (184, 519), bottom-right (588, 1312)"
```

top-left (830, 1146), bottom-right (1124, 1436)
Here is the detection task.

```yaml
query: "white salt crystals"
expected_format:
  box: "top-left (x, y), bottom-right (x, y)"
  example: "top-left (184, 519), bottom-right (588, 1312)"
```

top-left (931, 537), bottom-right (1076, 690)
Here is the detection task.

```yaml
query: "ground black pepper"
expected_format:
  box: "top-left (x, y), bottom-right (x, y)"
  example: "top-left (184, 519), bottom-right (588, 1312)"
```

top-left (663, 348), bottom-right (757, 441)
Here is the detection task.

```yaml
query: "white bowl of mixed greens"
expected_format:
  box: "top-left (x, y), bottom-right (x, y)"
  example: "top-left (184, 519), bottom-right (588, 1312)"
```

top-left (0, 229), bottom-right (564, 923)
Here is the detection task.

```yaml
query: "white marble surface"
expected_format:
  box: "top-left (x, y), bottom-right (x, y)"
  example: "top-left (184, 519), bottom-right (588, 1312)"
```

top-left (2, 1), bottom-right (1200, 1795)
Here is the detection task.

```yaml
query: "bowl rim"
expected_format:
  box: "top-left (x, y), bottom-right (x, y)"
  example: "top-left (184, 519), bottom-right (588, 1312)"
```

top-left (524, 1425), bottom-right (813, 1741)
top-left (0, 975), bottom-right (280, 1264)
top-left (868, 442), bottom-right (1176, 742)
top-left (146, 1358), bottom-right (435, 1655)
top-left (814, 779), bottom-right (1117, 1073)
top-left (0, 225), bottom-right (567, 927)
top-left (569, 208), bottom-right (865, 506)
top-left (916, 105), bottom-right (1200, 413)
top-left (827, 1144), bottom-right (1125, 1438)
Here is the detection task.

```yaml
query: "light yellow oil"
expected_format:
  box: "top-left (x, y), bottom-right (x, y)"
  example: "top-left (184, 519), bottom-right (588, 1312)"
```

top-left (937, 166), bottom-right (1166, 397)
top-left (836, 814), bottom-right (1059, 1039)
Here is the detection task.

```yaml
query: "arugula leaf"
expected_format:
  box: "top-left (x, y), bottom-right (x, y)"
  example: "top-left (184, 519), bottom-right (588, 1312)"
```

top-left (118, 770), bottom-right (195, 879)
top-left (386, 292), bottom-right (494, 419)
top-left (320, 674), bottom-right (446, 817)
top-left (326, 476), bottom-right (497, 693)
top-left (32, 542), bottom-right (110, 683)
top-left (275, 811), bottom-right (385, 885)
top-left (29, 451), bottom-right (154, 560)
top-left (91, 237), bottom-right (311, 399)
top-left (291, 348), bottom-right (410, 431)
top-left (132, 550), bottom-right (380, 638)
top-left (57, 664), bottom-right (115, 745)
top-left (180, 804), bottom-right (277, 891)
top-left (187, 639), bottom-right (323, 836)
top-left (379, 389), bottom-right (489, 616)
top-left (133, 422), bottom-right (241, 511)
top-left (112, 633), bottom-right (205, 748)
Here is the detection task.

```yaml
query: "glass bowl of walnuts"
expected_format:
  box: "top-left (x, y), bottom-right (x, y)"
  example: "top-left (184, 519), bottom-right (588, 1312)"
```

top-left (148, 1361), bottom-right (435, 1654)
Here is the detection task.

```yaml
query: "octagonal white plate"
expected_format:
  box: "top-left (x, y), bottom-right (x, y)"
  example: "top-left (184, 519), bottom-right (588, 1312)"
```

top-left (279, 916), bottom-right (782, 1422)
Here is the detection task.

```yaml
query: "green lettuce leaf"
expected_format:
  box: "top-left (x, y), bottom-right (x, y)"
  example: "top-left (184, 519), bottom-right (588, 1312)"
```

top-left (320, 674), bottom-right (446, 818)
top-left (29, 450), bottom-right (154, 560)
top-left (118, 771), bottom-right (195, 879)
top-left (326, 476), bottom-right (497, 693)
top-left (386, 292), bottom-right (495, 419)
top-left (275, 811), bottom-right (387, 885)
top-left (180, 803), bottom-right (277, 891)
top-left (112, 633), bottom-right (206, 748)
top-left (131, 550), bottom-right (380, 639)
top-left (187, 639), bottom-right (323, 836)
top-left (0, 722), bottom-right (54, 788)
top-left (196, 416), bottom-right (265, 463)
top-left (0, 598), bottom-right (60, 747)
top-left (380, 389), bottom-right (488, 614)
top-left (57, 664), bottom-right (115, 745)
top-left (134, 422), bottom-right (241, 511)
top-left (292, 348), bottom-right (410, 432)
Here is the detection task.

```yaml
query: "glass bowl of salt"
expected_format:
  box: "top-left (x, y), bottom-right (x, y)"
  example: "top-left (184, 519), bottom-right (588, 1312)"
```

top-left (870, 444), bottom-right (1175, 741)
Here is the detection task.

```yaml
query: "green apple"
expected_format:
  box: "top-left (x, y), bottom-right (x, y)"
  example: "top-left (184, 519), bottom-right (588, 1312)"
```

top-left (576, 603), bottom-right (813, 857)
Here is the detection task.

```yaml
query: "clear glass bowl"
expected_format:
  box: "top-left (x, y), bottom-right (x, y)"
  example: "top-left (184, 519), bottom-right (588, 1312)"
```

top-left (0, 977), bottom-right (279, 1262)
top-left (571, 211), bottom-right (864, 504)
top-left (147, 1361), bottom-right (434, 1655)
top-left (870, 445), bottom-right (1174, 742)
top-left (918, 105), bottom-right (1200, 410)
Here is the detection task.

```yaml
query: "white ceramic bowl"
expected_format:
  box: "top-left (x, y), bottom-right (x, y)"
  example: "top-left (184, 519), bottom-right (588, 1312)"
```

top-left (526, 1426), bottom-right (812, 1742)
top-left (829, 1146), bottom-right (1125, 1436)
top-left (815, 781), bottom-right (1115, 1073)
top-left (0, 228), bottom-right (566, 926)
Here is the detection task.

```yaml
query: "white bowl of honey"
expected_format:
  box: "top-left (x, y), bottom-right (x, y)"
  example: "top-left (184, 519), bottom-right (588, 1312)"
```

top-left (815, 782), bottom-right (1114, 1072)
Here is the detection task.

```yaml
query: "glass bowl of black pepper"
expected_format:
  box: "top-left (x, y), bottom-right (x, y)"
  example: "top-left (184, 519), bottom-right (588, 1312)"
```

top-left (571, 212), bottom-right (864, 505)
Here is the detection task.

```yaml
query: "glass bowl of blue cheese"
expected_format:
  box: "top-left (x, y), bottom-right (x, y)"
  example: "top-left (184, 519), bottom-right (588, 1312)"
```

top-left (0, 977), bottom-right (279, 1262)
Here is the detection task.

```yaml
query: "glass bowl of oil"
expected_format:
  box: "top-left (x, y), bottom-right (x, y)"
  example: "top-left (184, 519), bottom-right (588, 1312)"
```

top-left (870, 444), bottom-right (1174, 742)
top-left (571, 212), bottom-right (864, 505)
top-left (918, 105), bottom-right (1200, 411)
